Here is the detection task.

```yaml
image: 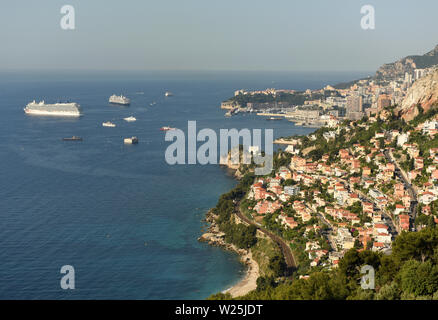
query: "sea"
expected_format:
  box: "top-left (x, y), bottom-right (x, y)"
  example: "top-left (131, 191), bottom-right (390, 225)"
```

top-left (0, 70), bottom-right (370, 299)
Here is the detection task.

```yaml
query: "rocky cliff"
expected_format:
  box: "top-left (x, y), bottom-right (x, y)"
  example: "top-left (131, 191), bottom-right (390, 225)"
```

top-left (397, 67), bottom-right (438, 121)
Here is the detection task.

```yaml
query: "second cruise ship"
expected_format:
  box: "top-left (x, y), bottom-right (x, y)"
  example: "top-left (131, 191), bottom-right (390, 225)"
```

top-left (109, 94), bottom-right (130, 105)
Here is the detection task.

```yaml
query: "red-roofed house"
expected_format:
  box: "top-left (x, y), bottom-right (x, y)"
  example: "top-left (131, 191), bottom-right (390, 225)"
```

top-left (399, 214), bottom-right (410, 232)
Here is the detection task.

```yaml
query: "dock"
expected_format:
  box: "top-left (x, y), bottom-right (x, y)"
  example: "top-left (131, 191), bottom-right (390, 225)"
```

top-left (256, 112), bottom-right (287, 117)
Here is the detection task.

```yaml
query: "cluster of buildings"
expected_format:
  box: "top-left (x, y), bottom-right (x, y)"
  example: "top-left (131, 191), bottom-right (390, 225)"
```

top-left (225, 67), bottom-right (436, 124)
top-left (229, 62), bottom-right (438, 277)
top-left (321, 67), bottom-right (435, 121)
top-left (244, 146), bottom-right (397, 269)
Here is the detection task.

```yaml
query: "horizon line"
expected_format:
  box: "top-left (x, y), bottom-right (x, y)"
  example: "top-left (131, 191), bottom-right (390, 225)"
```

top-left (0, 68), bottom-right (375, 74)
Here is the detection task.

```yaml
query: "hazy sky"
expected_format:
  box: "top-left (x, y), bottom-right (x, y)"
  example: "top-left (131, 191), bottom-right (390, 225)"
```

top-left (1, 0), bottom-right (438, 72)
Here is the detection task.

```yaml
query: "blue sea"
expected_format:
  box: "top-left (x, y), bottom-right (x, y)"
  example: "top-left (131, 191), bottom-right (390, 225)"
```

top-left (0, 70), bottom-right (369, 299)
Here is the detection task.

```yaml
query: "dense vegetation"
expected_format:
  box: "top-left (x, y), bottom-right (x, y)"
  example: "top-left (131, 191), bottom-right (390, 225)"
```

top-left (212, 172), bottom-right (258, 249)
top-left (221, 223), bottom-right (257, 249)
top-left (251, 238), bottom-right (285, 278)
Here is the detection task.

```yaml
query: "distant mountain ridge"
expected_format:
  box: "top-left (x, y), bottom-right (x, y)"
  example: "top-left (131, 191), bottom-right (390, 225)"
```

top-left (376, 44), bottom-right (438, 79)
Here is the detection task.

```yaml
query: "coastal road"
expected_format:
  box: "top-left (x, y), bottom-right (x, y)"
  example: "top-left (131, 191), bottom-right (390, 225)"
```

top-left (235, 205), bottom-right (297, 276)
top-left (384, 149), bottom-right (418, 231)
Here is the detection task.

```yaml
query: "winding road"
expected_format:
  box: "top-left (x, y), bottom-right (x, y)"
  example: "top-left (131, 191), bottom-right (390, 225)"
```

top-left (235, 205), bottom-right (297, 275)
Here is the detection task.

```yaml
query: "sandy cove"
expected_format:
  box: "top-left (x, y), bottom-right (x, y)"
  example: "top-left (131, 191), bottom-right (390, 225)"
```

top-left (199, 210), bottom-right (260, 298)
top-left (223, 250), bottom-right (259, 298)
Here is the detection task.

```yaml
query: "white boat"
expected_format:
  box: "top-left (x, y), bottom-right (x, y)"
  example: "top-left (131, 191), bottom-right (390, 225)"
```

top-left (102, 121), bottom-right (116, 127)
top-left (165, 91), bottom-right (173, 97)
top-left (109, 94), bottom-right (130, 105)
top-left (160, 126), bottom-right (177, 131)
top-left (124, 116), bottom-right (136, 122)
top-left (24, 100), bottom-right (81, 117)
top-left (124, 136), bottom-right (139, 144)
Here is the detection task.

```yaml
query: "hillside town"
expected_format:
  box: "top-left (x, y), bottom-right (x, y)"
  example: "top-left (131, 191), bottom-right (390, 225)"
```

top-left (224, 60), bottom-right (438, 278)
top-left (196, 44), bottom-right (438, 301)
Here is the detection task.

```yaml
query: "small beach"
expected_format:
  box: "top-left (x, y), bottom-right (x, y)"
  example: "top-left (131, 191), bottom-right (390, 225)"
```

top-left (199, 210), bottom-right (260, 298)
top-left (224, 251), bottom-right (259, 298)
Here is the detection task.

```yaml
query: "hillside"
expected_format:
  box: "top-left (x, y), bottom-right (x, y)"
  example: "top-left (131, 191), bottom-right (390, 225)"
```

top-left (376, 45), bottom-right (438, 80)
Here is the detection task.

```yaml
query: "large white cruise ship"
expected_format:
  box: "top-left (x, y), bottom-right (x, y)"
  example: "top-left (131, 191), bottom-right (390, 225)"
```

top-left (24, 101), bottom-right (81, 117)
top-left (109, 94), bottom-right (130, 105)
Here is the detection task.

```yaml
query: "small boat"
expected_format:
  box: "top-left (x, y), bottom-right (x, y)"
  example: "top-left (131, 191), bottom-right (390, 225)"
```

top-left (266, 117), bottom-right (283, 121)
top-left (165, 91), bottom-right (173, 97)
top-left (63, 136), bottom-right (82, 141)
top-left (102, 121), bottom-right (116, 127)
top-left (160, 126), bottom-right (177, 131)
top-left (150, 101), bottom-right (157, 106)
top-left (124, 136), bottom-right (139, 144)
top-left (124, 116), bottom-right (136, 122)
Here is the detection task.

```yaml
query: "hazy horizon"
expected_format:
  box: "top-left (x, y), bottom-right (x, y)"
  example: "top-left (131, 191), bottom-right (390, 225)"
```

top-left (1, 0), bottom-right (438, 72)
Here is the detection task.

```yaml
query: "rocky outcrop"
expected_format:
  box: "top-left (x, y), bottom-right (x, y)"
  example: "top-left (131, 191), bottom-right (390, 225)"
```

top-left (397, 67), bottom-right (438, 121)
top-left (219, 147), bottom-right (253, 180)
top-left (198, 210), bottom-right (248, 255)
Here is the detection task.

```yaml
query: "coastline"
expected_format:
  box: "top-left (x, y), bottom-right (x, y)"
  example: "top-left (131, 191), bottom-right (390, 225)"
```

top-left (199, 168), bottom-right (260, 298)
top-left (222, 250), bottom-right (259, 298)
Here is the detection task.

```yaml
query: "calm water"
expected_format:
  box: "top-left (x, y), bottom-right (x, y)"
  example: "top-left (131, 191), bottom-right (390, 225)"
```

top-left (0, 70), bottom-right (368, 299)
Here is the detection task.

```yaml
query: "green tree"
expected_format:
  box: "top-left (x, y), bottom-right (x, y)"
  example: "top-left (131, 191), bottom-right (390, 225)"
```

top-left (268, 255), bottom-right (287, 277)
top-left (400, 260), bottom-right (438, 296)
top-left (392, 228), bottom-right (438, 263)
top-left (375, 282), bottom-right (400, 300)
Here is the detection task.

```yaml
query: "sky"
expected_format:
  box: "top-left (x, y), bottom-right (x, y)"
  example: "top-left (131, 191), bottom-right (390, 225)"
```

top-left (1, 0), bottom-right (438, 72)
